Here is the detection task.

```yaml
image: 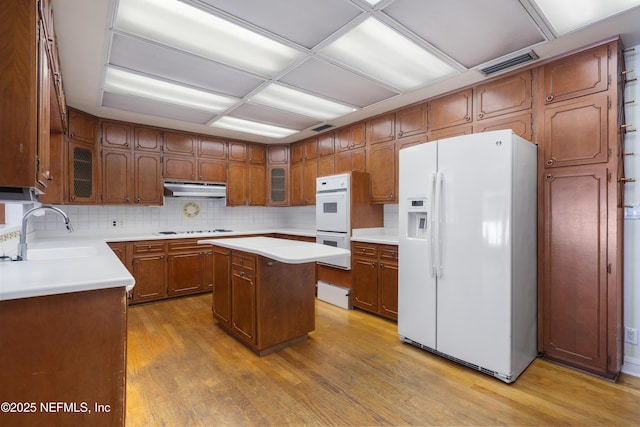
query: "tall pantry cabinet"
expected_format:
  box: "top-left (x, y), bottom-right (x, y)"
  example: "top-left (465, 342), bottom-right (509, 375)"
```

top-left (537, 40), bottom-right (626, 379)
top-left (0, 0), bottom-right (66, 194)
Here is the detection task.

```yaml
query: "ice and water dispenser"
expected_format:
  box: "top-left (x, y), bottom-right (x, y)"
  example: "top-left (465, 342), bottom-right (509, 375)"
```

top-left (406, 197), bottom-right (429, 239)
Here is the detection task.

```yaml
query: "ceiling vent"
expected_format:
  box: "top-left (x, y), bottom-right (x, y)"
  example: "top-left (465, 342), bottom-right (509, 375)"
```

top-left (312, 124), bottom-right (334, 132)
top-left (480, 51), bottom-right (539, 76)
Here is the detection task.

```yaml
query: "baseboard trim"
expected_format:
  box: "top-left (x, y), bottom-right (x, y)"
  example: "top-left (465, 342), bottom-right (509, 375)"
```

top-left (621, 355), bottom-right (640, 378)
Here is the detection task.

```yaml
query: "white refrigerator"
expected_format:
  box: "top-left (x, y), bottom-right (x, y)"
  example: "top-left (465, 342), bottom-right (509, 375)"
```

top-left (398, 130), bottom-right (537, 383)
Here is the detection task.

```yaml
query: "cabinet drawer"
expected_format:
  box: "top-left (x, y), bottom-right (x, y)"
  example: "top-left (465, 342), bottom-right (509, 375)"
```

top-left (232, 253), bottom-right (255, 270)
top-left (133, 241), bottom-right (166, 255)
top-left (380, 246), bottom-right (398, 261)
top-left (168, 238), bottom-right (202, 252)
top-left (232, 265), bottom-right (254, 280)
top-left (352, 243), bottom-right (378, 258)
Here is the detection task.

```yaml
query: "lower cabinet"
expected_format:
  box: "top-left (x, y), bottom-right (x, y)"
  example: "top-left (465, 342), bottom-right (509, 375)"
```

top-left (108, 239), bottom-right (213, 305)
top-left (167, 239), bottom-right (213, 296)
top-left (351, 242), bottom-right (398, 320)
top-left (131, 241), bottom-right (167, 304)
top-left (212, 249), bottom-right (316, 355)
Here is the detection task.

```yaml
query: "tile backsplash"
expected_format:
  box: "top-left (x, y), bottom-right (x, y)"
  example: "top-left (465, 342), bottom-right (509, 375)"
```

top-left (9, 200), bottom-right (398, 236)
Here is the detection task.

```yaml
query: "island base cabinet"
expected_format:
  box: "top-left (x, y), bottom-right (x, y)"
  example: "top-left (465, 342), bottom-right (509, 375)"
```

top-left (212, 249), bottom-right (316, 355)
top-left (0, 288), bottom-right (127, 427)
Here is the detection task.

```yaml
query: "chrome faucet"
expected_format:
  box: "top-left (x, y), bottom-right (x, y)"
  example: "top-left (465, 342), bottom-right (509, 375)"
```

top-left (17, 205), bottom-right (73, 261)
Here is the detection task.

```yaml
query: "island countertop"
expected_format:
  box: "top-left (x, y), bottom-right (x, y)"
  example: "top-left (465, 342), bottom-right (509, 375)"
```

top-left (198, 237), bottom-right (350, 264)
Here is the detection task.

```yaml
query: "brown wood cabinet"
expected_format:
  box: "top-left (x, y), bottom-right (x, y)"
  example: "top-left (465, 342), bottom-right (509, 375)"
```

top-left (543, 44), bottom-right (609, 104)
top-left (163, 131), bottom-right (197, 156)
top-left (267, 145), bottom-right (289, 206)
top-left (0, 0), bottom-right (59, 193)
top-left (302, 159), bottom-right (317, 205)
top-left (351, 242), bottom-right (398, 320)
top-left (289, 161), bottom-right (303, 206)
top-left (68, 139), bottom-right (99, 203)
top-left (199, 158), bottom-right (227, 182)
top-left (101, 124), bottom-right (162, 205)
top-left (474, 113), bottom-right (532, 141)
top-left (367, 140), bottom-right (396, 203)
top-left (101, 120), bottom-right (133, 150)
top-left (134, 126), bottom-right (161, 152)
top-left (198, 136), bottom-right (227, 159)
top-left (428, 124), bottom-right (473, 141)
top-left (0, 287), bottom-right (127, 427)
top-left (367, 112), bottom-right (395, 145)
top-left (396, 103), bottom-right (428, 139)
top-left (542, 95), bottom-right (609, 168)
top-left (475, 70), bottom-right (532, 120)
top-left (428, 89), bottom-right (473, 131)
top-left (336, 122), bottom-right (366, 151)
top-left (227, 161), bottom-right (248, 206)
top-left (537, 39), bottom-right (623, 379)
top-left (68, 108), bottom-right (96, 144)
top-left (212, 248), bottom-right (316, 355)
top-left (130, 241), bottom-right (167, 304)
top-left (167, 239), bottom-right (214, 297)
top-left (163, 155), bottom-right (197, 181)
top-left (317, 155), bottom-right (335, 177)
top-left (229, 141), bottom-right (248, 162)
top-left (335, 148), bottom-right (366, 173)
top-left (318, 132), bottom-right (335, 156)
top-left (248, 163), bottom-right (266, 206)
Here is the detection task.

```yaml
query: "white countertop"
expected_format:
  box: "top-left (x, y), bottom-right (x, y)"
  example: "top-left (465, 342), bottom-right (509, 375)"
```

top-left (351, 227), bottom-right (399, 245)
top-left (0, 238), bottom-right (135, 301)
top-left (199, 237), bottom-right (350, 264)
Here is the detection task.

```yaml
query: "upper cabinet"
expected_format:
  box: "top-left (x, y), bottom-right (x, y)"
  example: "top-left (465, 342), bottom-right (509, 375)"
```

top-left (336, 122), bottom-right (366, 151)
top-left (428, 89), bottom-right (473, 131)
top-left (199, 136), bottom-right (227, 159)
top-left (163, 131), bottom-right (197, 156)
top-left (317, 132), bottom-right (335, 157)
top-left (475, 70), bottom-right (532, 120)
top-left (68, 109), bottom-right (97, 144)
top-left (0, 0), bottom-right (62, 192)
top-left (102, 120), bottom-right (133, 150)
top-left (367, 113), bottom-right (396, 145)
top-left (543, 44), bottom-right (609, 104)
top-left (134, 126), bottom-right (162, 152)
top-left (396, 103), bottom-right (428, 139)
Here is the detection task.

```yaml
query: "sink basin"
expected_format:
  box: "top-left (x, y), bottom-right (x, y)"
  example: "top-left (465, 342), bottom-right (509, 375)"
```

top-left (27, 246), bottom-right (100, 260)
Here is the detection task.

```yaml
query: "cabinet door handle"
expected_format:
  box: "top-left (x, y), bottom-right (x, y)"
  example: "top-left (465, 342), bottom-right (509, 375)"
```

top-left (240, 271), bottom-right (245, 277)
top-left (371, 262), bottom-right (376, 268)
top-left (546, 94), bottom-right (554, 102)
top-left (465, 116), bottom-right (471, 121)
top-left (136, 197), bottom-right (141, 203)
top-left (380, 263), bottom-right (385, 268)
top-left (546, 159), bottom-right (554, 166)
top-left (478, 113), bottom-right (484, 119)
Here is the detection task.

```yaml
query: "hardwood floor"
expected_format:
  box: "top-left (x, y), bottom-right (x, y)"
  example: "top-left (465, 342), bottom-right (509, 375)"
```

top-left (126, 294), bottom-right (640, 426)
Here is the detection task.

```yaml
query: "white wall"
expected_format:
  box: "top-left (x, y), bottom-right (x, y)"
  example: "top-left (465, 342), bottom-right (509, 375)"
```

top-left (622, 44), bottom-right (640, 377)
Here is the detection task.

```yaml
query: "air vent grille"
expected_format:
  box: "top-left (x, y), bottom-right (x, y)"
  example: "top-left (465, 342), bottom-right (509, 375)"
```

top-left (481, 51), bottom-right (538, 75)
top-left (312, 124), bottom-right (334, 132)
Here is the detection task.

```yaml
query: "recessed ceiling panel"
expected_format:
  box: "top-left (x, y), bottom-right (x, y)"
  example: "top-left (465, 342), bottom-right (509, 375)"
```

top-left (109, 34), bottom-right (265, 98)
top-left (382, 0), bottom-right (545, 68)
top-left (231, 103), bottom-right (321, 130)
top-left (279, 58), bottom-right (398, 108)
top-left (195, 0), bottom-right (362, 49)
top-left (102, 91), bottom-right (215, 124)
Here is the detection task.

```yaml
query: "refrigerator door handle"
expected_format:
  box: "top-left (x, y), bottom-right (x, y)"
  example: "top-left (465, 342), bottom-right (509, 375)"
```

top-left (430, 172), bottom-right (437, 277)
top-left (435, 171), bottom-right (444, 278)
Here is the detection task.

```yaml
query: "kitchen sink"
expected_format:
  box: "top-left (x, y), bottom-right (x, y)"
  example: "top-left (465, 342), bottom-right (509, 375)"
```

top-left (27, 246), bottom-right (100, 260)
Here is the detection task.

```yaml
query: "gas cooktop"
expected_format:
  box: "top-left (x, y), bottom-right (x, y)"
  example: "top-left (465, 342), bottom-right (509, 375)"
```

top-left (154, 229), bottom-right (233, 235)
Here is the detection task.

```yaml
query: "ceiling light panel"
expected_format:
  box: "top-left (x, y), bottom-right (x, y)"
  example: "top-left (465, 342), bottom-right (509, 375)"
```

top-left (279, 58), bottom-right (398, 108)
top-left (194, 0), bottom-right (362, 49)
top-left (531, 0), bottom-right (640, 35)
top-left (250, 84), bottom-right (357, 121)
top-left (210, 116), bottom-right (298, 139)
top-left (382, 0), bottom-right (545, 69)
top-left (231, 103), bottom-right (321, 130)
top-left (102, 92), bottom-right (215, 124)
top-left (115, 0), bottom-right (303, 77)
top-left (319, 17), bottom-right (458, 92)
top-left (104, 67), bottom-right (238, 113)
top-left (109, 34), bottom-right (265, 98)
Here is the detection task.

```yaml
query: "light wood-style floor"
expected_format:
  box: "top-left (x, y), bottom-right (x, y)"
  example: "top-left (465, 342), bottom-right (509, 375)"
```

top-left (126, 294), bottom-right (640, 426)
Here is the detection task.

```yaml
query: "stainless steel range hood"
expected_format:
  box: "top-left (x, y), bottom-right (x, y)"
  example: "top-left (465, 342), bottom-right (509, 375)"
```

top-left (163, 181), bottom-right (226, 198)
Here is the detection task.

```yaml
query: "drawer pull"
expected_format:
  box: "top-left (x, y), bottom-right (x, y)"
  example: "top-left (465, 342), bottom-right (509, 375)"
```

top-left (239, 271), bottom-right (245, 277)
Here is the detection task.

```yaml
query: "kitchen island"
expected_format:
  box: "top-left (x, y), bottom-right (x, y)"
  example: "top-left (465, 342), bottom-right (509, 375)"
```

top-left (198, 237), bottom-right (349, 355)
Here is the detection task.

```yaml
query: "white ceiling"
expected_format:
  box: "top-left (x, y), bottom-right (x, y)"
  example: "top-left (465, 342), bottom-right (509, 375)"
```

top-left (53, 0), bottom-right (640, 144)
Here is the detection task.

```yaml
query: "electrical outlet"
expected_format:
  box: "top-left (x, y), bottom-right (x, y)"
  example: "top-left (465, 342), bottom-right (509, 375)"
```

top-left (110, 219), bottom-right (121, 228)
top-left (625, 327), bottom-right (639, 345)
